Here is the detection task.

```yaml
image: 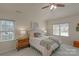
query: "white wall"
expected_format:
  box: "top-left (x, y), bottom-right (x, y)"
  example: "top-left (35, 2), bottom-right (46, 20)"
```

top-left (46, 14), bottom-right (79, 46)
top-left (35, 20), bottom-right (46, 32)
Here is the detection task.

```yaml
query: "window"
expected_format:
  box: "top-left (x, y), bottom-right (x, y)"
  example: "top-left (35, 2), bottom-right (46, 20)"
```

top-left (0, 20), bottom-right (15, 42)
top-left (60, 24), bottom-right (69, 36)
top-left (53, 24), bottom-right (59, 35)
top-left (53, 23), bottom-right (69, 36)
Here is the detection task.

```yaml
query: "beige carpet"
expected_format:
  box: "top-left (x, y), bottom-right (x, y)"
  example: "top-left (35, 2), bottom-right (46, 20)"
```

top-left (0, 47), bottom-right (41, 56)
top-left (0, 44), bottom-right (79, 56)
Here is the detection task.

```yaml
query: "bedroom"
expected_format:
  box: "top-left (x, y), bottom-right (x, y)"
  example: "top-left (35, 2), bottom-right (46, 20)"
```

top-left (0, 3), bottom-right (79, 56)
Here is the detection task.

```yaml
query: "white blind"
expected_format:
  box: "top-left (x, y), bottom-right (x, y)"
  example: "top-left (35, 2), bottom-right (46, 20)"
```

top-left (0, 20), bottom-right (15, 42)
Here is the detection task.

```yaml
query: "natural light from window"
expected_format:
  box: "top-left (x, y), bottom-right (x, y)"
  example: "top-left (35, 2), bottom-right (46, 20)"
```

top-left (53, 23), bottom-right (69, 36)
top-left (0, 20), bottom-right (15, 42)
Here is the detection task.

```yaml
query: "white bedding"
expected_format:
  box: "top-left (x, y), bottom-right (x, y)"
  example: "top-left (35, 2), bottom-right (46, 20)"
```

top-left (29, 36), bottom-right (59, 56)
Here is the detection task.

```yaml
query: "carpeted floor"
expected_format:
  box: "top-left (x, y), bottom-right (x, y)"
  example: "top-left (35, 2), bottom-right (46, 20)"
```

top-left (0, 44), bottom-right (79, 56)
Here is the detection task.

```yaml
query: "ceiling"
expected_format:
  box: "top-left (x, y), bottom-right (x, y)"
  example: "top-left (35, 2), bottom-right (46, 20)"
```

top-left (0, 3), bottom-right (79, 21)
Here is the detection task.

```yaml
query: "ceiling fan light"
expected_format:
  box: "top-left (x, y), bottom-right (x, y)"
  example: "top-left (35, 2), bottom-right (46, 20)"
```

top-left (50, 5), bottom-right (57, 10)
top-left (54, 5), bottom-right (57, 9)
top-left (50, 5), bottom-right (54, 10)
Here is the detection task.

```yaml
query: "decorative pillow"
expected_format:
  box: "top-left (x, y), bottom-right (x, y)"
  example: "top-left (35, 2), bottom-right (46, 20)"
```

top-left (34, 33), bottom-right (41, 37)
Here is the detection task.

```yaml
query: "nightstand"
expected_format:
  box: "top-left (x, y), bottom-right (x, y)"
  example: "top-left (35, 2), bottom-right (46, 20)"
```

top-left (73, 40), bottom-right (79, 48)
top-left (16, 37), bottom-right (30, 50)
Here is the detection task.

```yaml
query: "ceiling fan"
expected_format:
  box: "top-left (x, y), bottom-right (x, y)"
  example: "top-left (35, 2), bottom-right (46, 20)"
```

top-left (41, 3), bottom-right (65, 10)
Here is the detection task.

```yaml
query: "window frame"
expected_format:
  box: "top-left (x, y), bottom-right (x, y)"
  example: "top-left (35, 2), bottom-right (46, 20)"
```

top-left (0, 19), bottom-right (15, 42)
top-left (52, 24), bottom-right (60, 36)
top-left (52, 23), bottom-right (69, 37)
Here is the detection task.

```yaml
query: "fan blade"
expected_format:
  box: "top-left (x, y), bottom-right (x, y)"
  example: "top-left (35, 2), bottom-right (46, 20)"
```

top-left (41, 5), bottom-right (50, 9)
top-left (55, 4), bottom-right (65, 7)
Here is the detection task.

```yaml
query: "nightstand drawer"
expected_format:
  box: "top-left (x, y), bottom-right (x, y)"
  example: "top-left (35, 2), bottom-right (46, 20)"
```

top-left (16, 38), bottom-right (30, 50)
top-left (73, 41), bottom-right (79, 48)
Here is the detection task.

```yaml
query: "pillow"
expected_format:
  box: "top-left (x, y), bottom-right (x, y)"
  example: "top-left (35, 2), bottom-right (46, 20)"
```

top-left (34, 33), bottom-right (41, 37)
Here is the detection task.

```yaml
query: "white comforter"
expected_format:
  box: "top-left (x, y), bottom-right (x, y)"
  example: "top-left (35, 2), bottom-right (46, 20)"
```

top-left (29, 36), bottom-right (59, 56)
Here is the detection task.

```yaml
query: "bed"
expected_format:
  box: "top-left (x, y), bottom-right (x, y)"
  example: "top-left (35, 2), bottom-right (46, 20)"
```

top-left (29, 31), bottom-right (60, 56)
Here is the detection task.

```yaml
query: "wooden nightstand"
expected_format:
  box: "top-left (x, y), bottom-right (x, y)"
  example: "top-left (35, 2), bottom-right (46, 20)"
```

top-left (16, 37), bottom-right (30, 51)
top-left (73, 40), bottom-right (79, 48)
